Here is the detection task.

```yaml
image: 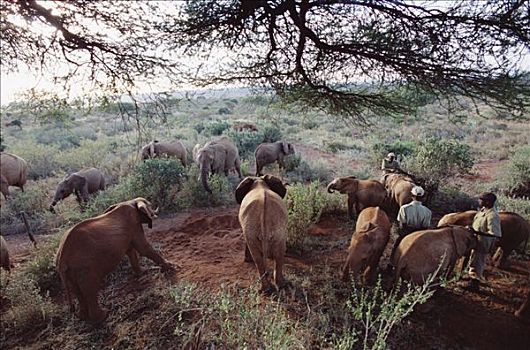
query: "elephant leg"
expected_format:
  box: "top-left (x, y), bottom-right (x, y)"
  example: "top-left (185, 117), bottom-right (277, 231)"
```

top-left (132, 235), bottom-right (171, 271)
top-left (493, 247), bottom-right (509, 268)
top-left (78, 274), bottom-right (106, 324)
top-left (247, 240), bottom-right (273, 293)
top-left (244, 244), bottom-right (253, 263)
top-left (342, 249), bottom-right (354, 282)
top-left (126, 247), bottom-right (142, 276)
top-left (255, 164), bottom-right (262, 176)
top-left (235, 158), bottom-right (242, 179)
top-left (347, 195), bottom-right (355, 219)
top-left (272, 240), bottom-right (288, 289)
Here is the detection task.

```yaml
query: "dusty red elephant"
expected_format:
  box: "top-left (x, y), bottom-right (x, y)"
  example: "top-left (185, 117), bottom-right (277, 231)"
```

top-left (56, 197), bottom-right (173, 324)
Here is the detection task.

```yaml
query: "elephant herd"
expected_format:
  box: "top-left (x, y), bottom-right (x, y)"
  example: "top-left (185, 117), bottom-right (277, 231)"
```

top-left (1, 136), bottom-right (529, 324)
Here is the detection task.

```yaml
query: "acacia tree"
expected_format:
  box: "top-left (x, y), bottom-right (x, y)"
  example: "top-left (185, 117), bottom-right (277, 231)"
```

top-left (168, 0), bottom-right (530, 123)
top-left (2, 0), bottom-right (529, 124)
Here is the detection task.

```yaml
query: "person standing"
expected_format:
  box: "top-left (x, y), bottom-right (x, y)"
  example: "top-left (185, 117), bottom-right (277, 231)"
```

top-left (465, 192), bottom-right (502, 292)
top-left (381, 152), bottom-right (402, 173)
top-left (390, 186), bottom-right (432, 262)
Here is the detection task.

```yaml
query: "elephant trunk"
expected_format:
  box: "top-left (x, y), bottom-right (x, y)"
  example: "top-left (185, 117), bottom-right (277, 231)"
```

top-left (49, 202), bottom-right (57, 213)
top-left (327, 182), bottom-right (336, 194)
top-left (200, 166), bottom-right (212, 194)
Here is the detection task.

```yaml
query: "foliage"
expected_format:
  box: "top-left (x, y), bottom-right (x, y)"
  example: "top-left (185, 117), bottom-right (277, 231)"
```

top-left (369, 139), bottom-right (416, 167)
top-left (204, 120), bottom-right (231, 136)
top-left (169, 282), bottom-right (306, 349)
top-left (0, 273), bottom-right (60, 334)
top-left (429, 185), bottom-right (478, 216)
top-left (286, 158), bottom-right (333, 184)
top-left (496, 195), bottom-right (530, 221)
top-left (131, 159), bottom-right (186, 210)
top-left (224, 129), bottom-right (264, 160)
top-left (23, 234), bottom-right (63, 294)
top-left (9, 141), bottom-right (60, 180)
top-left (337, 274), bottom-right (437, 350)
top-left (285, 182), bottom-right (327, 253)
top-left (404, 137), bottom-right (474, 181)
top-left (498, 145), bottom-right (530, 198)
top-left (261, 124), bottom-right (283, 143)
top-left (284, 154), bottom-right (302, 172)
top-left (82, 178), bottom-right (137, 218)
top-left (218, 107), bottom-right (231, 115)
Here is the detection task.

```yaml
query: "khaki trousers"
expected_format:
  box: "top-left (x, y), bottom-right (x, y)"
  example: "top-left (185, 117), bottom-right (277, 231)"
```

top-left (469, 235), bottom-right (496, 280)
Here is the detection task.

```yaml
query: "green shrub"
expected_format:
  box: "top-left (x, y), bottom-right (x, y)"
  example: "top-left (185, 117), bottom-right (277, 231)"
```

top-left (176, 165), bottom-right (234, 209)
top-left (369, 139), bottom-right (416, 166)
top-left (498, 145), bottom-right (530, 198)
top-left (261, 124), bottom-right (283, 143)
top-left (285, 182), bottom-right (327, 253)
top-left (284, 154), bottom-right (302, 172)
top-left (286, 159), bottom-right (333, 184)
top-left (404, 137), bottom-right (474, 181)
top-left (205, 120), bottom-right (231, 136)
top-left (83, 178), bottom-right (137, 217)
top-left (429, 185), bottom-right (478, 216)
top-left (131, 159), bottom-right (186, 210)
top-left (9, 141), bottom-right (60, 179)
top-left (497, 194), bottom-right (530, 220)
top-left (218, 107), bottom-right (231, 115)
top-left (224, 129), bottom-right (264, 160)
top-left (23, 234), bottom-right (63, 294)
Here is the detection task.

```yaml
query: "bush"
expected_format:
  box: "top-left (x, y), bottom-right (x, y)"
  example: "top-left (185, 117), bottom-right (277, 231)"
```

top-left (429, 185), bottom-right (478, 216)
top-left (285, 182), bottom-right (327, 253)
top-left (497, 195), bottom-right (530, 220)
top-left (224, 129), bottom-right (264, 160)
top-left (175, 165), bottom-right (234, 209)
top-left (261, 124), bottom-right (283, 143)
top-left (404, 137), bottom-right (474, 181)
top-left (369, 139), bottom-right (416, 166)
top-left (499, 145), bottom-right (530, 198)
top-left (205, 121), bottom-right (231, 136)
top-left (218, 107), bottom-right (231, 115)
top-left (83, 177), bottom-right (137, 218)
top-left (131, 159), bottom-right (186, 210)
top-left (9, 141), bottom-right (60, 180)
top-left (286, 158), bottom-right (333, 184)
top-left (23, 234), bottom-right (63, 294)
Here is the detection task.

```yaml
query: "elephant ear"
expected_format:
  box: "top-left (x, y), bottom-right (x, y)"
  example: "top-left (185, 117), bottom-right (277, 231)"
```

top-left (281, 141), bottom-right (289, 154)
top-left (263, 175), bottom-right (287, 199)
top-left (70, 174), bottom-right (87, 191)
top-left (136, 199), bottom-right (157, 228)
top-left (235, 177), bottom-right (255, 204)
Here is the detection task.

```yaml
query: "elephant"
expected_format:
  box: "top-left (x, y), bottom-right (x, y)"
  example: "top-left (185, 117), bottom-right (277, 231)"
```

top-left (140, 140), bottom-right (188, 166)
top-left (342, 207), bottom-right (391, 284)
top-left (196, 136), bottom-right (242, 193)
top-left (49, 168), bottom-right (105, 212)
top-left (437, 210), bottom-right (530, 267)
top-left (255, 141), bottom-right (295, 176)
top-left (515, 291), bottom-right (530, 320)
top-left (55, 197), bottom-right (173, 324)
top-left (232, 122), bottom-right (258, 132)
top-left (327, 176), bottom-right (387, 219)
top-left (235, 175), bottom-right (288, 294)
top-left (381, 173), bottom-right (416, 208)
top-left (0, 152), bottom-right (28, 200)
top-left (1, 236), bottom-right (11, 271)
top-left (393, 226), bottom-right (477, 285)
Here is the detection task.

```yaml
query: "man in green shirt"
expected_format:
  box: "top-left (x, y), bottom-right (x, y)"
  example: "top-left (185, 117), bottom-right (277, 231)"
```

top-left (381, 152), bottom-right (401, 173)
top-left (466, 192), bottom-right (502, 292)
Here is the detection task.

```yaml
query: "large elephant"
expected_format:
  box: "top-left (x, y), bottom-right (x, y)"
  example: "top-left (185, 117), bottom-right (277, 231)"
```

top-left (254, 141), bottom-right (295, 176)
top-left (1, 236), bottom-right (11, 271)
top-left (56, 197), bottom-right (173, 324)
top-left (0, 152), bottom-right (27, 199)
top-left (342, 207), bottom-right (391, 284)
top-left (437, 210), bottom-right (530, 267)
top-left (235, 175), bottom-right (288, 294)
top-left (50, 168), bottom-right (105, 211)
top-left (327, 176), bottom-right (387, 219)
top-left (394, 226), bottom-right (477, 285)
top-left (140, 140), bottom-right (188, 166)
top-left (381, 173), bottom-right (416, 208)
top-left (196, 136), bottom-right (242, 193)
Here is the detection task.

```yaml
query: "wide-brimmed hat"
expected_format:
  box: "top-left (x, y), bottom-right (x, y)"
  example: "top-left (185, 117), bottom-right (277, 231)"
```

top-left (387, 152), bottom-right (395, 158)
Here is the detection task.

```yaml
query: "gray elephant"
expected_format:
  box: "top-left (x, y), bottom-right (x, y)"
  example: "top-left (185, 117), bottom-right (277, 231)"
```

top-left (50, 168), bottom-right (105, 212)
top-left (1, 152), bottom-right (28, 200)
top-left (255, 141), bottom-right (295, 176)
top-left (140, 140), bottom-right (188, 167)
top-left (196, 136), bottom-right (242, 193)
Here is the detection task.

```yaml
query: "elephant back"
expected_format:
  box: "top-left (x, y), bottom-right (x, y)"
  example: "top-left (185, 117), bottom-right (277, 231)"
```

top-left (0, 152), bottom-right (28, 187)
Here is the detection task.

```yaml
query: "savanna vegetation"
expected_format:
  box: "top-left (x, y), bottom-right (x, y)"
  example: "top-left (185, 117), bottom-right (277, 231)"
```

top-left (1, 89), bottom-right (529, 349)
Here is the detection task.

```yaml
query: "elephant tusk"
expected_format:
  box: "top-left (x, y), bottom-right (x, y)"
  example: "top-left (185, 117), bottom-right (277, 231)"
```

top-left (153, 207), bottom-right (159, 214)
top-left (327, 185), bottom-right (335, 194)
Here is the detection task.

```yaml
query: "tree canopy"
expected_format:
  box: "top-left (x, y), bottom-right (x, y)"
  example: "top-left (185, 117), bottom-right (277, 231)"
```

top-left (2, 0), bottom-right (529, 123)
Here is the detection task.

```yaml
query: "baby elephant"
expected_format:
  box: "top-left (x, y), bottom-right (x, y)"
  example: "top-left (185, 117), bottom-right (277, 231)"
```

top-left (255, 141), bottom-right (295, 176)
top-left (56, 197), bottom-right (173, 324)
top-left (342, 207), bottom-right (391, 284)
top-left (394, 226), bottom-right (477, 285)
top-left (235, 175), bottom-right (288, 294)
top-left (50, 168), bottom-right (105, 212)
